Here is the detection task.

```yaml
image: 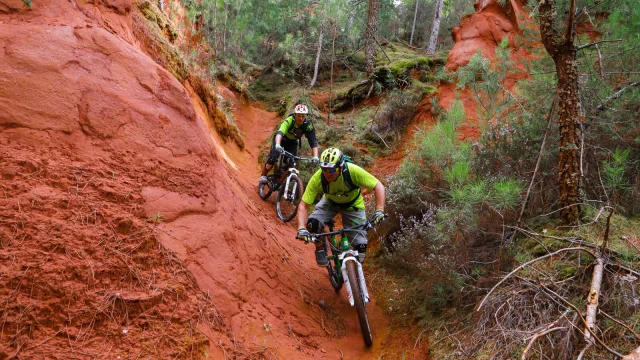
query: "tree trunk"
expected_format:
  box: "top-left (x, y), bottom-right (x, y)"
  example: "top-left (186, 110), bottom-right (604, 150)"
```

top-left (426, 0), bottom-right (443, 54)
top-left (223, 1), bottom-right (228, 56)
top-left (556, 48), bottom-right (581, 223)
top-left (310, 23), bottom-right (325, 88)
top-left (409, 0), bottom-right (419, 47)
top-left (328, 23), bottom-right (336, 124)
top-left (624, 346), bottom-right (640, 360)
top-left (365, 0), bottom-right (380, 76)
top-left (539, 0), bottom-right (581, 224)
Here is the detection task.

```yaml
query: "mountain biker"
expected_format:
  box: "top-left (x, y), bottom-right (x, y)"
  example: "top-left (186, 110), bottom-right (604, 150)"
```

top-left (295, 147), bottom-right (386, 266)
top-left (259, 104), bottom-right (319, 184)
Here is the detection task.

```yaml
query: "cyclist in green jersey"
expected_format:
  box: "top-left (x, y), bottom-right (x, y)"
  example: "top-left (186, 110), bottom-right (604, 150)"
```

top-left (259, 104), bottom-right (319, 184)
top-left (295, 148), bottom-right (386, 266)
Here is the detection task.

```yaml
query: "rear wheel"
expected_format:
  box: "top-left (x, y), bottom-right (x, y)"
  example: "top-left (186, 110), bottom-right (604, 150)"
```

top-left (346, 260), bottom-right (372, 347)
top-left (276, 175), bottom-right (303, 222)
top-left (258, 178), bottom-right (273, 200)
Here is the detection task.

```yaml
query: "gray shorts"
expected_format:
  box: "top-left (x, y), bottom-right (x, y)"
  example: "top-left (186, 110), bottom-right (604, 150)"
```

top-left (309, 197), bottom-right (368, 246)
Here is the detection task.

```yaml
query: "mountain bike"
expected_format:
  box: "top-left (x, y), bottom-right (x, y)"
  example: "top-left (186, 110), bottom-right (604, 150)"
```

top-left (308, 218), bottom-right (381, 347)
top-left (258, 150), bottom-right (310, 222)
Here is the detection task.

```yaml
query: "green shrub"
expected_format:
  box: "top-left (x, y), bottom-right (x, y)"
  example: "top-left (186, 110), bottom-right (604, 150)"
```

top-left (371, 89), bottom-right (422, 141)
top-left (602, 148), bottom-right (632, 195)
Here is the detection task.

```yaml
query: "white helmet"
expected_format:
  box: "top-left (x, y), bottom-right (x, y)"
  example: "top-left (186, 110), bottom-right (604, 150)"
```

top-left (294, 104), bottom-right (308, 114)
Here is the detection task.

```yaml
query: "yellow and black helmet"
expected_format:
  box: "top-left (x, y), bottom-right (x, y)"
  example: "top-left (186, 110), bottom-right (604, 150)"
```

top-left (319, 148), bottom-right (344, 168)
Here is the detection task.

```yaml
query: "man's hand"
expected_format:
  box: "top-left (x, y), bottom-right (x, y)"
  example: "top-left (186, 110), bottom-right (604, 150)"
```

top-left (371, 210), bottom-right (386, 226)
top-left (296, 228), bottom-right (311, 242)
top-left (275, 144), bottom-right (284, 153)
top-left (311, 157), bottom-right (319, 164)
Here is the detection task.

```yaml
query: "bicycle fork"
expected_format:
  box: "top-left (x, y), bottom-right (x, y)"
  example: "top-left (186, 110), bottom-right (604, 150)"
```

top-left (340, 252), bottom-right (370, 306)
top-left (283, 169), bottom-right (299, 200)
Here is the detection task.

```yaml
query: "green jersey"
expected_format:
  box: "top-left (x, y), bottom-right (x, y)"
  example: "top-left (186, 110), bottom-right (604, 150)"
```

top-left (302, 163), bottom-right (379, 210)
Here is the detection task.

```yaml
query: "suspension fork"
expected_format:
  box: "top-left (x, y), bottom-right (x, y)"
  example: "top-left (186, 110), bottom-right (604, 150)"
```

top-left (283, 168), bottom-right (299, 200)
top-left (340, 252), bottom-right (370, 306)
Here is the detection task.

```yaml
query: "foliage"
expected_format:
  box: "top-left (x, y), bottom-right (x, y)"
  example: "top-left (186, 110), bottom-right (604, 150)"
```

top-left (380, 100), bottom-right (522, 319)
top-left (370, 89), bottom-right (422, 140)
top-left (602, 148), bottom-right (632, 196)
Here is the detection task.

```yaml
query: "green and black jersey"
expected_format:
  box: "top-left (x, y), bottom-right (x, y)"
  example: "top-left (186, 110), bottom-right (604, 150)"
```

top-left (276, 115), bottom-right (318, 147)
top-left (302, 163), bottom-right (379, 210)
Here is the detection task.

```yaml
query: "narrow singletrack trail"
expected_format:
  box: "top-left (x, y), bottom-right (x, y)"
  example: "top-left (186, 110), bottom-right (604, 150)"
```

top-left (205, 86), bottom-right (396, 359)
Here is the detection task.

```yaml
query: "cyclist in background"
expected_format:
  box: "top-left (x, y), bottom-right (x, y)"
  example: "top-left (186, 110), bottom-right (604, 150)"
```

top-left (259, 104), bottom-right (319, 185)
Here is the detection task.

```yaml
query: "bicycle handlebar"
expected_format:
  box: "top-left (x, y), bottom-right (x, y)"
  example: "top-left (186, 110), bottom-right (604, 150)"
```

top-left (309, 217), bottom-right (385, 243)
top-left (280, 150), bottom-right (313, 162)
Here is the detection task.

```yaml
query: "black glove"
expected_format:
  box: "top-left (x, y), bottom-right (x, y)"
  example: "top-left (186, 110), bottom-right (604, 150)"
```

top-left (371, 210), bottom-right (386, 226)
top-left (296, 228), bottom-right (311, 243)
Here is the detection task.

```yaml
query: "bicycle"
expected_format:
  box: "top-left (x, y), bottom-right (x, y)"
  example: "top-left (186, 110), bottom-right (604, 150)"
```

top-left (258, 150), bottom-right (311, 222)
top-left (308, 218), bottom-right (382, 347)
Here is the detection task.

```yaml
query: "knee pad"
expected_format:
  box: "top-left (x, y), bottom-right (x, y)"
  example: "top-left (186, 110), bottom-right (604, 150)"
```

top-left (354, 243), bottom-right (367, 263)
top-left (266, 155), bottom-right (277, 166)
top-left (306, 218), bottom-right (324, 233)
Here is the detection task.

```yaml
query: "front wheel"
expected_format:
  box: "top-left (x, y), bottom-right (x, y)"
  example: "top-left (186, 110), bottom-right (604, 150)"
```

top-left (346, 260), bottom-right (372, 347)
top-left (276, 175), bottom-right (303, 222)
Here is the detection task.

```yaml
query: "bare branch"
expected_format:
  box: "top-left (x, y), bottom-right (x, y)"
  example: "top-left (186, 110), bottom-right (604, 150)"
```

top-left (621, 236), bottom-right (640, 254)
top-left (566, 0), bottom-right (576, 42)
top-left (599, 310), bottom-right (640, 341)
top-left (477, 247), bottom-right (593, 311)
top-left (521, 327), bottom-right (567, 359)
top-left (596, 82), bottom-right (640, 112)
top-left (537, 282), bottom-right (625, 358)
top-left (577, 39), bottom-right (622, 50)
top-left (517, 96), bottom-right (557, 224)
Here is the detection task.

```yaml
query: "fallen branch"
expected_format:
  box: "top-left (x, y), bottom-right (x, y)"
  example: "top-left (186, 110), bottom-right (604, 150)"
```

top-left (621, 236), bottom-right (640, 254)
top-left (477, 247), bottom-right (593, 311)
top-left (521, 327), bottom-right (566, 360)
top-left (599, 310), bottom-right (640, 341)
top-left (537, 282), bottom-right (624, 358)
top-left (509, 226), bottom-right (626, 258)
top-left (624, 346), bottom-right (640, 360)
top-left (584, 208), bottom-right (614, 347)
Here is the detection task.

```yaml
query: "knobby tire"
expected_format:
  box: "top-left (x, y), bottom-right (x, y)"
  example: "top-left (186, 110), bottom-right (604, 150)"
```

top-left (258, 181), bottom-right (272, 200)
top-left (276, 175), bottom-right (303, 222)
top-left (346, 260), bottom-right (373, 347)
top-left (325, 237), bottom-right (342, 292)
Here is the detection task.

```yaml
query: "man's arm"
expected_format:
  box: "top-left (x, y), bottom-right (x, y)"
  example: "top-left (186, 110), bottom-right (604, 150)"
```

top-left (274, 133), bottom-right (283, 146)
top-left (373, 181), bottom-right (385, 212)
top-left (297, 201), bottom-right (309, 230)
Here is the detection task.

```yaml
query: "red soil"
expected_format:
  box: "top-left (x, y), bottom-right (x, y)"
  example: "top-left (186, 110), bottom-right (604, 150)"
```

top-left (0, 1), bottom-right (402, 359)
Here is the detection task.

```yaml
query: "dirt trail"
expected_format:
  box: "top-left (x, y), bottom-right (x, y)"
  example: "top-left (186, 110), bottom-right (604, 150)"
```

top-left (206, 86), bottom-right (397, 359)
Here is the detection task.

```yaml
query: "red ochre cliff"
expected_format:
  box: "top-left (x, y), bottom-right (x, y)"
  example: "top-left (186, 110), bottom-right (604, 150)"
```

top-left (0, 1), bottom-right (391, 358)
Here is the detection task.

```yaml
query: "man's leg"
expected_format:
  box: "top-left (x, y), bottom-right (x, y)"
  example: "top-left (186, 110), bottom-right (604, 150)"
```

top-left (341, 208), bottom-right (368, 263)
top-left (260, 138), bottom-right (279, 183)
top-left (307, 198), bottom-right (337, 266)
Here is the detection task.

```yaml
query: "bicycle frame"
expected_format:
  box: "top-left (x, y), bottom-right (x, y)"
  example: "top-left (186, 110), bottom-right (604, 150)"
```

top-left (312, 221), bottom-right (375, 306)
top-left (270, 151), bottom-right (309, 191)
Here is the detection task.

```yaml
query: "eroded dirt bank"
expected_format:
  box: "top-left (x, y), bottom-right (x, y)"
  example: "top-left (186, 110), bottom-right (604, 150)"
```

top-left (0, 1), bottom-right (394, 358)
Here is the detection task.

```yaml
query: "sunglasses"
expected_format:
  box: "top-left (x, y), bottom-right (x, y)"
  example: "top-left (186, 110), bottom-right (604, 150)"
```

top-left (321, 167), bottom-right (338, 174)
